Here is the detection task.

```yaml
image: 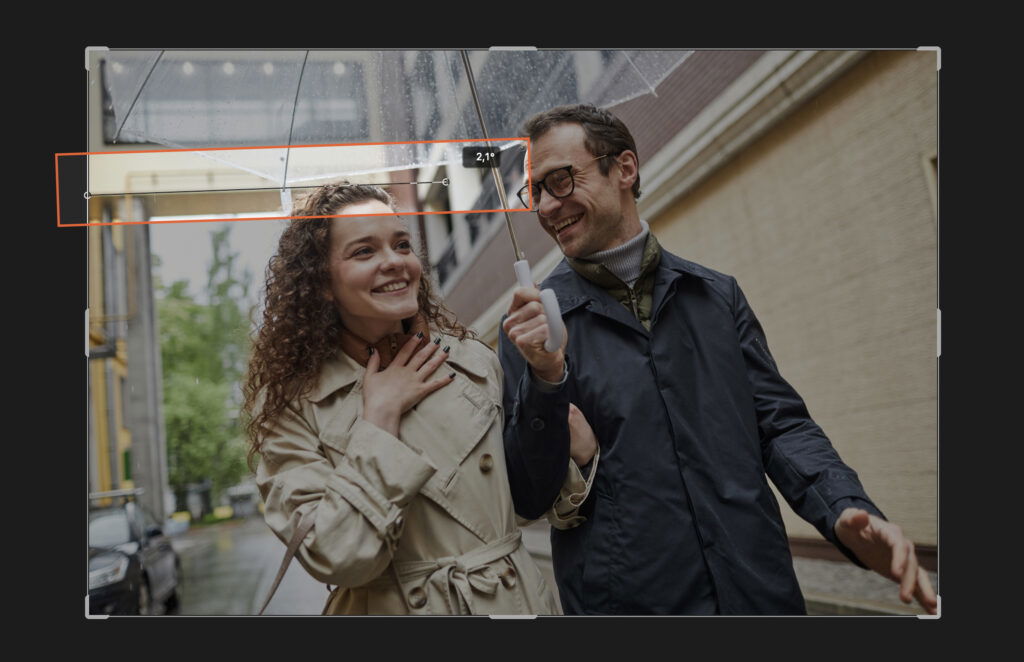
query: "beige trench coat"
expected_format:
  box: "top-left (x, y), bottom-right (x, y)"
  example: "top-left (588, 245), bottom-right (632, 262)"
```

top-left (256, 333), bottom-right (562, 615)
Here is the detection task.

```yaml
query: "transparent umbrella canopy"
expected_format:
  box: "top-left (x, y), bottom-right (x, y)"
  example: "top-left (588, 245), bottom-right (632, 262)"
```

top-left (97, 48), bottom-right (692, 349)
top-left (97, 48), bottom-right (692, 351)
top-left (99, 49), bottom-right (693, 195)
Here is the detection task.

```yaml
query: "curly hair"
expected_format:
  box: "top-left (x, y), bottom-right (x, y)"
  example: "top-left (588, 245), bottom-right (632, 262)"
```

top-left (242, 182), bottom-right (472, 469)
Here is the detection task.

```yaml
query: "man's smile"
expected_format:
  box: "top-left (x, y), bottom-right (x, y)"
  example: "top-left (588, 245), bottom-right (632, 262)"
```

top-left (551, 213), bottom-right (583, 237)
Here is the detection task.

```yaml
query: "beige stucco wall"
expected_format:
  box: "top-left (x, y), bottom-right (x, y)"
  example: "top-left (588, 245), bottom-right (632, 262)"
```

top-left (649, 51), bottom-right (937, 544)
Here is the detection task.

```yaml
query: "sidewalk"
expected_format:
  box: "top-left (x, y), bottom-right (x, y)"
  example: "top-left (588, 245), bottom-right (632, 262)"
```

top-left (520, 520), bottom-right (938, 616)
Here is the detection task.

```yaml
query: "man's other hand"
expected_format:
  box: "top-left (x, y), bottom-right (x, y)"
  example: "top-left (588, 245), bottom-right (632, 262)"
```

top-left (834, 508), bottom-right (938, 615)
top-left (567, 403), bottom-right (598, 467)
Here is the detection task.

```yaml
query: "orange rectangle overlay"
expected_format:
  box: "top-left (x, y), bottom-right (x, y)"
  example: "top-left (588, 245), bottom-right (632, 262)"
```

top-left (55, 137), bottom-right (533, 227)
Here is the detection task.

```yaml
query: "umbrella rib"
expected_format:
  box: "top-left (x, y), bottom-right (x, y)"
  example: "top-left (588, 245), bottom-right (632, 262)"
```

top-left (281, 50), bottom-right (311, 190)
top-left (622, 52), bottom-right (658, 98)
top-left (112, 50), bottom-right (165, 143)
top-left (82, 181), bottom-right (444, 196)
top-left (86, 181), bottom-right (450, 197)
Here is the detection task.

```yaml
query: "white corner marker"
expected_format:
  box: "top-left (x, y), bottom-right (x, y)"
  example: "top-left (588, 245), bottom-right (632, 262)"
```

top-left (85, 595), bottom-right (110, 620)
top-left (85, 46), bottom-right (110, 72)
top-left (916, 595), bottom-right (941, 620)
top-left (917, 46), bottom-right (941, 71)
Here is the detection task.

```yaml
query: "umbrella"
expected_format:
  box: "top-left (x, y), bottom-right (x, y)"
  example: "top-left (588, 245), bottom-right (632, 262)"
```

top-left (92, 49), bottom-right (694, 348)
top-left (96, 49), bottom-right (691, 198)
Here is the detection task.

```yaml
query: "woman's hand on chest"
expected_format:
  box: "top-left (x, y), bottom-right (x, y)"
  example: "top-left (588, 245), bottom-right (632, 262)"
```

top-left (361, 334), bottom-right (455, 436)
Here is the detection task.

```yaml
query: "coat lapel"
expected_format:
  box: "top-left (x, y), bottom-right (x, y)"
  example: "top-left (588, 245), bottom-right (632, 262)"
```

top-left (545, 261), bottom-right (649, 337)
top-left (310, 338), bottom-right (502, 544)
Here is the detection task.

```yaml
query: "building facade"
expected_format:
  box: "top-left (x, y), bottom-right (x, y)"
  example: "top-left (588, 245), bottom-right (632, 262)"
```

top-left (87, 51), bottom-right (172, 520)
top-left (87, 202), bottom-right (170, 520)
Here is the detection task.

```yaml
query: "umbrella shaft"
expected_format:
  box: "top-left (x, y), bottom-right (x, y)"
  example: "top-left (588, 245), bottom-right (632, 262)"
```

top-left (460, 50), bottom-right (522, 262)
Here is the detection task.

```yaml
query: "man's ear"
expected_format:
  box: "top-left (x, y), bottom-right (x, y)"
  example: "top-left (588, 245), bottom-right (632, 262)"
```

top-left (520, 152), bottom-right (533, 208)
top-left (614, 150), bottom-right (638, 192)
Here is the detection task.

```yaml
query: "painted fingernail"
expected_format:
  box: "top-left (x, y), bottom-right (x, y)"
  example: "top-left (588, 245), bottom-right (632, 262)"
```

top-left (442, 345), bottom-right (450, 353)
top-left (434, 337), bottom-right (441, 345)
top-left (368, 346), bottom-right (375, 355)
top-left (416, 331), bottom-right (424, 339)
top-left (448, 372), bottom-right (456, 379)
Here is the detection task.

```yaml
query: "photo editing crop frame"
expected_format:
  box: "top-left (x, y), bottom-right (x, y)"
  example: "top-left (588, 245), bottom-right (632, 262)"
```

top-left (77, 45), bottom-right (942, 618)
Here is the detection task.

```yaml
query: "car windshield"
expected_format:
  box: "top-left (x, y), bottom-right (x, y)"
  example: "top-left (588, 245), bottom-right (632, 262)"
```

top-left (89, 510), bottom-right (131, 548)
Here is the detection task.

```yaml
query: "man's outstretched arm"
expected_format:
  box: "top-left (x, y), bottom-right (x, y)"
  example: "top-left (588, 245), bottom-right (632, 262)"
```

top-left (731, 276), bottom-right (936, 615)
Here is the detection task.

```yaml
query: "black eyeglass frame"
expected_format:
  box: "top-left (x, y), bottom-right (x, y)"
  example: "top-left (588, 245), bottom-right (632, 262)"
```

top-left (516, 154), bottom-right (610, 210)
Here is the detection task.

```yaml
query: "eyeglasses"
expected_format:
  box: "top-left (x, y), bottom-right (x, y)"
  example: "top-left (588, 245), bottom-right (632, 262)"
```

top-left (516, 154), bottom-right (609, 209)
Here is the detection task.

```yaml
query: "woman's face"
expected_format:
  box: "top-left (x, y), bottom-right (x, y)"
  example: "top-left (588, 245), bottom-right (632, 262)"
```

top-left (326, 200), bottom-right (422, 338)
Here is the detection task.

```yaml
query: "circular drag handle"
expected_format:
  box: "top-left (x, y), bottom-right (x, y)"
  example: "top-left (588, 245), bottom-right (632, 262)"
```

top-left (513, 260), bottom-right (565, 353)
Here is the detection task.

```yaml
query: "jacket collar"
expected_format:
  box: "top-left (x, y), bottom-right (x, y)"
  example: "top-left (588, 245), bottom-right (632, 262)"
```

top-left (543, 243), bottom-right (716, 314)
top-left (564, 228), bottom-right (663, 291)
top-left (307, 331), bottom-right (491, 403)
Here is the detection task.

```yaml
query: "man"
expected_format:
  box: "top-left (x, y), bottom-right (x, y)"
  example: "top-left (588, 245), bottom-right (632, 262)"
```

top-left (499, 104), bottom-right (937, 615)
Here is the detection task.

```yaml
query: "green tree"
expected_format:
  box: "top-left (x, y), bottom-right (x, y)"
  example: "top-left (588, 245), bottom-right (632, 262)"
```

top-left (157, 227), bottom-right (253, 514)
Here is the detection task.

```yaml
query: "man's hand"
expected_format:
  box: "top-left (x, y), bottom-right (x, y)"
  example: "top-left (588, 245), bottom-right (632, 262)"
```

top-left (567, 403), bottom-right (598, 467)
top-left (834, 508), bottom-right (938, 615)
top-left (502, 286), bottom-right (566, 382)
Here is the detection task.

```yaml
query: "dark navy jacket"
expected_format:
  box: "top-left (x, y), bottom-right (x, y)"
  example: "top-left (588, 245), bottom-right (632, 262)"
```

top-left (500, 248), bottom-right (883, 615)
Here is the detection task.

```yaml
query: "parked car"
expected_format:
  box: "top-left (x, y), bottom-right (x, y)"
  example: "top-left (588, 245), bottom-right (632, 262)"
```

top-left (88, 496), bottom-right (182, 615)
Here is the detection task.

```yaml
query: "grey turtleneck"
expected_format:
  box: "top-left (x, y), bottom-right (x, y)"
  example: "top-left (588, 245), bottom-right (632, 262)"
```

top-left (582, 220), bottom-right (650, 288)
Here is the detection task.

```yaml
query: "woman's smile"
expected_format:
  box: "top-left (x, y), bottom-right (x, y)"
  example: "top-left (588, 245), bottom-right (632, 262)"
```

top-left (372, 280), bottom-right (411, 294)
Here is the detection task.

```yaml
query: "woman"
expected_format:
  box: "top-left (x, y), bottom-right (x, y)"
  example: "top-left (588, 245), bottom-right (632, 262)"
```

top-left (243, 182), bottom-right (581, 615)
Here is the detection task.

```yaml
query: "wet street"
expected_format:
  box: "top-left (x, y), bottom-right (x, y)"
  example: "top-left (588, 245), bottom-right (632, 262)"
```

top-left (171, 517), bottom-right (558, 616)
top-left (172, 516), bottom-right (328, 615)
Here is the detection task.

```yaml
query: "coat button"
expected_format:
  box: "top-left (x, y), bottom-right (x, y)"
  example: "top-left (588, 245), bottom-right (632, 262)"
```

top-left (530, 418), bottom-right (545, 431)
top-left (408, 586), bottom-right (427, 609)
top-left (479, 453), bottom-right (494, 473)
top-left (500, 566), bottom-right (517, 589)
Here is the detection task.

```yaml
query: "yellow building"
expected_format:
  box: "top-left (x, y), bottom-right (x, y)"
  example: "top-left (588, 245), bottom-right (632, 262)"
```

top-left (86, 195), bottom-right (170, 519)
top-left (88, 206), bottom-right (132, 500)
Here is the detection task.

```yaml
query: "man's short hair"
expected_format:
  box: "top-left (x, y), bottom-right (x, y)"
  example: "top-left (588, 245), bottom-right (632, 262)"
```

top-left (522, 104), bottom-right (641, 199)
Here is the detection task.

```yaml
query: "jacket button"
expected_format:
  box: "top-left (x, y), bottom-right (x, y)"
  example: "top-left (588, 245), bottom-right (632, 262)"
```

top-left (530, 418), bottom-right (545, 431)
top-left (408, 586), bottom-right (427, 609)
top-left (479, 453), bottom-right (494, 473)
top-left (500, 566), bottom-right (517, 589)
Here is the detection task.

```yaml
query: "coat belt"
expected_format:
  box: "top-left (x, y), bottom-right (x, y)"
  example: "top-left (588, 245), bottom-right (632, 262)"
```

top-left (391, 530), bottom-right (522, 614)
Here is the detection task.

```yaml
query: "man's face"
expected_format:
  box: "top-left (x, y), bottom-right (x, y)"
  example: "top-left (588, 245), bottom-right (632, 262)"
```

top-left (526, 123), bottom-right (631, 258)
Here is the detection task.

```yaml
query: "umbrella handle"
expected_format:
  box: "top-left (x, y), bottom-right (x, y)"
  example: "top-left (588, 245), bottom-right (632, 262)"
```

top-left (514, 260), bottom-right (565, 353)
